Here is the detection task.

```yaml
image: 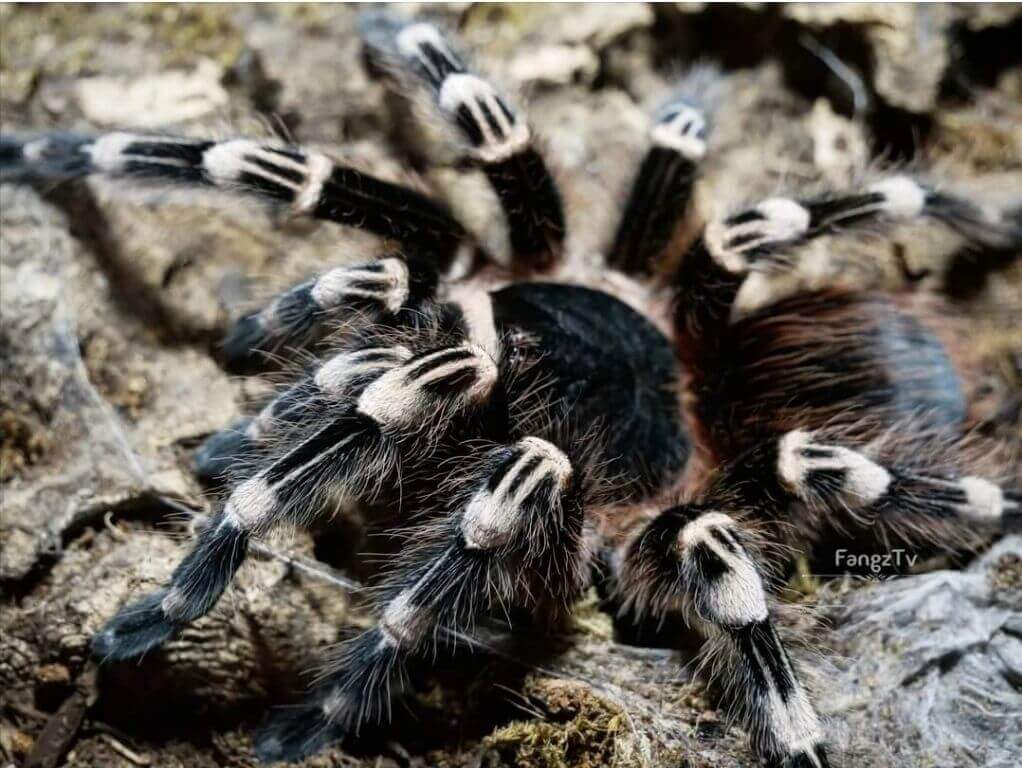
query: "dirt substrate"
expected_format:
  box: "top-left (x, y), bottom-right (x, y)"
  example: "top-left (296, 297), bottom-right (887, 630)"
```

top-left (2, 4), bottom-right (1021, 768)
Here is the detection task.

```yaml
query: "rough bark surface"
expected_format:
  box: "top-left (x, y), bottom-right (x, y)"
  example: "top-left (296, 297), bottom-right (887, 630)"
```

top-left (1, 4), bottom-right (1020, 768)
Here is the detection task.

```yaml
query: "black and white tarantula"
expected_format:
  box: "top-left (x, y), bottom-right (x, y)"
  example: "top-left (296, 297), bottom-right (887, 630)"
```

top-left (4, 13), bottom-right (1021, 768)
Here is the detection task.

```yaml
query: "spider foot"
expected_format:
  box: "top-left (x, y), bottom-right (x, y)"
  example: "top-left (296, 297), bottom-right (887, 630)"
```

top-left (194, 418), bottom-right (255, 483)
top-left (766, 746), bottom-right (833, 768)
top-left (254, 627), bottom-right (407, 763)
top-left (93, 513), bottom-right (250, 661)
top-left (0, 132), bottom-right (93, 180)
top-left (90, 589), bottom-right (180, 661)
top-left (222, 312), bottom-right (279, 373)
top-left (249, 629), bottom-right (404, 764)
top-left (251, 703), bottom-right (348, 764)
top-left (1004, 491), bottom-right (1021, 533)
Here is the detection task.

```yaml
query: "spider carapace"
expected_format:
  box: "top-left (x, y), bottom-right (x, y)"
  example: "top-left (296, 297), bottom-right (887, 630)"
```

top-left (4, 12), bottom-right (1019, 768)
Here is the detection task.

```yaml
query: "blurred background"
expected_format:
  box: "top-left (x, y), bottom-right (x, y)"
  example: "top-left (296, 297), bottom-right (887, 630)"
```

top-left (1, 4), bottom-right (1020, 767)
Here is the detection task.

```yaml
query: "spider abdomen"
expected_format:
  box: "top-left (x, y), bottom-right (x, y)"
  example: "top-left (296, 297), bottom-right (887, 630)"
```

top-left (699, 291), bottom-right (970, 459)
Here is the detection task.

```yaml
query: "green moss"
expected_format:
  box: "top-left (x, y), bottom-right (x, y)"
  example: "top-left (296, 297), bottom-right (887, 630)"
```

top-left (785, 553), bottom-right (822, 600)
top-left (989, 552), bottom-right (1022, 601)
top-left (0, 407), bottom-right (49, 481)
top-left (481, 678), bottom-right (626, 768)
top-left (0, 4), bottom-right (243, 82)
top-left (570, 588), bottom-right (615, 640)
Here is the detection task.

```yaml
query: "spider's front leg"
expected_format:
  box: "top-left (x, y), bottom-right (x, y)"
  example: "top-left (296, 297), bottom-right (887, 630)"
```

top-left (2, 124), bottom-right (488, 382)
top-left (196, 272), bottom-right (504, 482)
top-left (252, 436), bottom-right (586, 763)
top-left (361, 13), bottom-right (565, 269)
top-left (0, 132), bottom-right (467, 260)
top-left (93, 340), bottom-right (505, 661)
top-left (616, 506), bottom-right (830, 768)
top-left (219, 251), bottom-right (441, 372)
top-left (609, 68), bottom-right (719, 277)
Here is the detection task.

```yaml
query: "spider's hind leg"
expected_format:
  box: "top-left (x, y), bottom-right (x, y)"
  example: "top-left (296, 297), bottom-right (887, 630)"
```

top-left (694, 426), bottom-right (1019, 570)
top-left (615, 505), bottom-right (830, 768)
top-left (610, 426), bottom-right (1018, 766)
top-left (761, 428), bottom-right (1021, 540)
top-left (360, 13), bottom-right (566, 271)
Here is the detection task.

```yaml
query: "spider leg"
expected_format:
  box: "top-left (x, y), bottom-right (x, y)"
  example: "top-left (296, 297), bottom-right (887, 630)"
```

top-left (609, 69), bottom-right (718, 276)
top-left (93, 341), bottom-right (505, 661)
top-left (360, 13), bottom-right (566, 270)
top-left (201, 278), bottom-right (503, 481)
top-left (611, 427), bottom-right (1017, 766)
top-left (252, 436), bottom-right (584, 763)
top-left (686, 174), bottom-right (1022, 321)
top-left (220, 253), bottom-right (440, 372)
top-left (693, 427), bottom-right (1019, 555)
top-left (706, 175), bottom-right (1020, 274)
top-left (616, 506), bottom-right (830, 768)
top-left (194, 343), bottom-right (412, 483)
top-left (943, 203), bottom-right (1022, 298)
top-left (764, 429), bottom-right (1021, 537)
top-left (0, 132), bottom-right (467, 265)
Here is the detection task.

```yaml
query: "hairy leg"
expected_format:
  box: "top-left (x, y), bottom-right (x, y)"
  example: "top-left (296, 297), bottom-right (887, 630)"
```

top-left (220, 253), bottom-right (440, 371)
top-left (609, 68), bottom-right (720, 276)
top-left (252, 435), bottom-right (585, 762)
top-left (688, 174), bottom-right (1022, 322)
top-left (93, 341), bottom-right (505, 661)
top-left (0, 132), bottom-right (468, 264)
top-left (616, 506), bottom-right (830, 768)
top-left (195, 344), bottom-right (412, 483)
top-left (197, 275), bottom-right (505, 481)
top-left (361, 13), bottom-right (566, 270)
top-left (763, 428), bottom-right (1020, 537)
top-left (610, 425), bottom-right (1017, 766)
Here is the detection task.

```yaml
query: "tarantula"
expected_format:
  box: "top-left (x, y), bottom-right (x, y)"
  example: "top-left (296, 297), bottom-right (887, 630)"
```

top-left (4, 12), bottom-right (1020, 768)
